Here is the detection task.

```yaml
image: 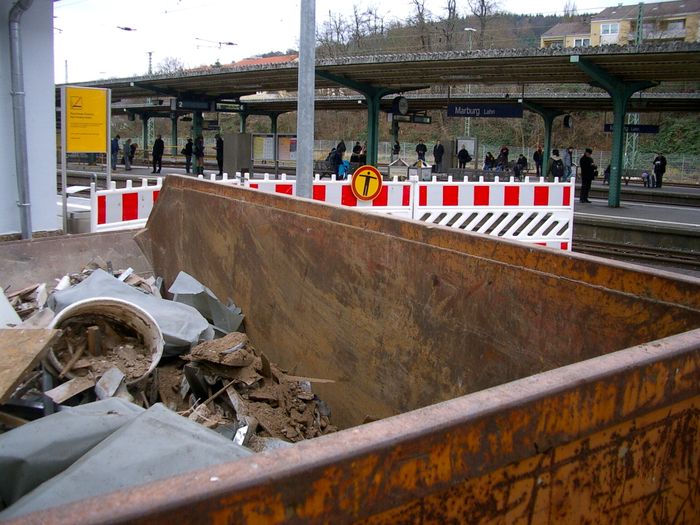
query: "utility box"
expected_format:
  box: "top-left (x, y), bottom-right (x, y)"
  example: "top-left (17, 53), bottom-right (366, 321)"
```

top-left (408, 160), bottom-right (432, 181)
top-left (388, 158), bottom-right (409, 180)
top-left (222, 132), bottom-right (251, 176)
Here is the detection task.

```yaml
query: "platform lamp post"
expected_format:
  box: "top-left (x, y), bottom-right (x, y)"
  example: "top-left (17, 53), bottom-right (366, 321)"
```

top-left (464, 28), bottom-right (477, 138)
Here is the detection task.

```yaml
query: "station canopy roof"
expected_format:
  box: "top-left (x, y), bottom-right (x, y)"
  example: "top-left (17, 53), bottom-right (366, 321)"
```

top-left (67, 43), bottom-right (700, 114)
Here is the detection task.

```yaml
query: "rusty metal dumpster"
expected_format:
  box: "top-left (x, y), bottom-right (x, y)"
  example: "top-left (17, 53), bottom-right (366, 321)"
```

top-left (4, 174), bottom-right (700, 524)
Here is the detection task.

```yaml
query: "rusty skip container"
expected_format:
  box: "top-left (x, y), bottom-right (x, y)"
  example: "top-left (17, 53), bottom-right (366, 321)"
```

top-left (4, 174), bottom-right (700, 524)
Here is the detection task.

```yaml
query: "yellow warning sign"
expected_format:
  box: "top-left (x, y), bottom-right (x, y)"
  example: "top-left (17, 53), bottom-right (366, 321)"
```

top-left (65, 86), bottom-right (108, 153)
top-left (351, 165), bottom-right (383, 201)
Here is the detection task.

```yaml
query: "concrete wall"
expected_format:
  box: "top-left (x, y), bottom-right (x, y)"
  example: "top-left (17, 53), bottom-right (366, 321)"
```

top-left (0, 0), bottom-right (57, 236)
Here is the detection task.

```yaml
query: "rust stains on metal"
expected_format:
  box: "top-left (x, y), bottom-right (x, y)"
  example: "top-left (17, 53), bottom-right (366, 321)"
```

top-left (14, 330), bottom-right (700, 524)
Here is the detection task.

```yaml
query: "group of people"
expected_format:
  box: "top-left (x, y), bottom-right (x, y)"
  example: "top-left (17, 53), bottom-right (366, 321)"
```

top-left (180, 134), bottom-right (224, 176)
top-left (110, 133), bottom-right (225, 176)
top-left (110, 135), bottom-right (138, 171)
top-left (326, 140), bottom-right (369, 177)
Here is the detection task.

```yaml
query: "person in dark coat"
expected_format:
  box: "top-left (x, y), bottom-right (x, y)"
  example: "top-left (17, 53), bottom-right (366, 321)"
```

top-left (495, 145), bottom-right (509, 171)
top-left (182, 138), bottom-right (194, 174)
top-left (514, 154), bottom-right (528, 180)
top-left (331, 147), bottom-right (343, 176)
top-left (152, 134), bottom-right (165, 173)
top-left (194, 136), bottom-right (205, 175)
top-left (533, 145), bottom-right (543, 176)
top-left (578, 147), bottom-right (597, 203)
top-left (129, 142), bottom-right (137, 164)
top-left (457, 146), bottom-right (471, 169)
top-left (432, 140), bottom-right (445, 172)
top-left (350, 141), bottom-right (362, 163)
top-left (111, 135), bottom-right (120, 171)
top-left (415, 140), bottom-right (427, 162)
top-left (215, 134), bottom-right (224, 175)
top-left (483, 152), bottom-right (495, 170)
top-left (652, 152), bottom-right (667, 188)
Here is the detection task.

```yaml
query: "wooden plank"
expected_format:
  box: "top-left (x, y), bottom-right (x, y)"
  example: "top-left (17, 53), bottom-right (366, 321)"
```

top-left (44, 376), bottom-right (96, 404)
top-left (0, 329), bottom-right (61, 404)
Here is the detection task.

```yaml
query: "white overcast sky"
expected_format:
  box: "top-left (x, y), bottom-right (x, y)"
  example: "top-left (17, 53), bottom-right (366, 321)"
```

top-left (54, 0), bottom-right (651, 83)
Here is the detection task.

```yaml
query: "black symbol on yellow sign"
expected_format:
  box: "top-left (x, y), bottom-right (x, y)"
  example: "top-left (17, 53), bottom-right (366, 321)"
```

top-left (70, 96), bottom-right (83, 109)
top-left (351, 165), bottom-right (383, 201)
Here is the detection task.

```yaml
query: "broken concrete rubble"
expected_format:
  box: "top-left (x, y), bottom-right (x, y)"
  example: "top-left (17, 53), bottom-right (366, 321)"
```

top-left (2, 258), bottom-right (338, 459)
top-left (181, 331), bottom-right (338, 443)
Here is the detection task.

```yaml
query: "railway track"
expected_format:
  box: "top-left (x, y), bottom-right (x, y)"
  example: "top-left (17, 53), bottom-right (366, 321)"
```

top-left (573, 238), bottom-right (700, 273)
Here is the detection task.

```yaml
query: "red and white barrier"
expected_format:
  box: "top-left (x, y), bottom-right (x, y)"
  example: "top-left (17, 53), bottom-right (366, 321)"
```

top-left (87, 172), bottom-right (574, 251)
top-left (90, 178), bottom-right (162, 232)
top-left (413, 176), bottom-right (573, 250)
top-left (243, 173), bottom-right (574, 250)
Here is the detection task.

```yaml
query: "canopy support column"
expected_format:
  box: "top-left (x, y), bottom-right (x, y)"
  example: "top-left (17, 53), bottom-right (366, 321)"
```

top-left (522, 101), bottom-right (564, 177)
top-left (316, 70), bottom-right (400, 166)
top-left (571, 56), bottom-right (655, 207)
top-left (170, 113), bottom-right (178, 158)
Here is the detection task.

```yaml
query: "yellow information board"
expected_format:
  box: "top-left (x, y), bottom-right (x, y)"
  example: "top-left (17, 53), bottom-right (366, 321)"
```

top-left (64, 86), bottom-right (108, 153)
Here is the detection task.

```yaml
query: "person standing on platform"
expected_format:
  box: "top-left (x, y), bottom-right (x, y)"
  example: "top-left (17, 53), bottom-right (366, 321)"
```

top-left (123, 138), bottom-right (132, 170)
top-left (194, 136), bottom-right (205, 175)
top-left (653, 152), bottom-right (667, 188)
top-left (351, 141), bottom-right (362, 163)
top-left (433, 140), bottom-right (444, 172)
top-left (152, 134), bottom-right (164, 173)
top-left (547, 149), bottom-right (565, 181)
top-left (182, 138), bottom-right (193, 174)
top-left (415, 139), bottom-right (427, 163)
top-left (457, 146), bottom-right (471, 169)
top-left (392, 141), bottom-right (401, 158)
top-left (563, 146), bottom-right (575, 182)
top-left (533, 145), bottom-right (543, 176)
top-left (578, 148), bottom-right (596, 204)
top-left (111, 135), bottom-right (120, 170)
top-left (129, 142), bottom-right (137, 165)
top-left (214, 134), bottom-right (224, 176)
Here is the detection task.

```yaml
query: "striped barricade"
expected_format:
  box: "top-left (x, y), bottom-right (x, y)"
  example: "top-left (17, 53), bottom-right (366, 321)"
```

top-left (245, 174), bottom-right (574, 251)
top-left (90, 178), bottom-right (162, 232)
top-left (413, 176), bottom-right (573, 250)
top-left (245, 173), bottom-right (414, 218)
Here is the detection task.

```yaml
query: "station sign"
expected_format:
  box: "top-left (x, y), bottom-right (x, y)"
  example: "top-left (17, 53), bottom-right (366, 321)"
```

top-left (216, 102), bottom-right (244, 112)
top-left (390, 114), bottom-right (432, 124)
top-left (171, 99), bottom-right (212, 111)
top-left (412, 115), bottom-right (432, 124)
top-left (351, 165), bottom-right (383, 201)
top-left (447, 103), bottom-right (523, 119)
top-left (604, 123), bottom-right (659, 134)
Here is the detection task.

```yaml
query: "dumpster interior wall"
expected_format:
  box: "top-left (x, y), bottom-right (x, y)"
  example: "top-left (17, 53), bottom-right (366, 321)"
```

top-left (136, 176), bottom-right (700, 429)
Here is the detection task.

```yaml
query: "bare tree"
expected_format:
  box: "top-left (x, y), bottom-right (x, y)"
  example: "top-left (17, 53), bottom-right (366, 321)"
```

top-left (563, 0), bottom-right (577, 18)
top-left (156, 57), bottom-right (185, 74)
top-left (350, 5), bottom-right (368, 51)
top-left (410, 0), bottom-right (432, 51)
top-left (467, 0), bottom-right (498, 49)
top-left (440, 0), bottom-right (458, 51)
top-left (317, 10), bottom-right (349, 58)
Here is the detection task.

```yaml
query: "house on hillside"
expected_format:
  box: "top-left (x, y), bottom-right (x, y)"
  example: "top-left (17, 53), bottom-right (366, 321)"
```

top-left (540, 21), bottom-right (592, 48)
top-left (540, 0), bottom-right (700, 48)
top-left (592, 0), bottom-right (700, 45)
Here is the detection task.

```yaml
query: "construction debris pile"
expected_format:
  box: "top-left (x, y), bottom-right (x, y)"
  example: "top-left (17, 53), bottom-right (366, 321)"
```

top-left (1, 258), bottom-right (337, 453)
